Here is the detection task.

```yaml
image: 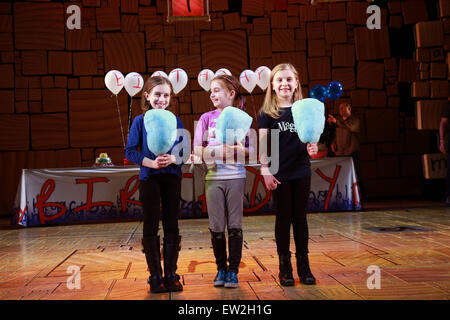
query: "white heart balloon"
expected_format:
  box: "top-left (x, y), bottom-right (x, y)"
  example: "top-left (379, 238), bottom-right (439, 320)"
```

top-left (239, 70), bottom-right (257, 93)
top-left (255, 66), bottom-right (271, 91)
top-left (197, 69), bottom-right (215, 91)
top-left (105, 70), bottom-right (124, 95)
top-left (168, 68), bottom-right (188, 94)
top-left (124, 72), bottom-right (144, 97)
top-left (215, 68), bottom-right (232, 77)
top-left (151, 70), bottom-right (168, 78)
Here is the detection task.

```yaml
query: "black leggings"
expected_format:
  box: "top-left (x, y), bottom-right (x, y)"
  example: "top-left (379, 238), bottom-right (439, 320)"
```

top-left (271, 176), bottom-right (311, 256)
top-left (139, 174), bottom-right (181, 238)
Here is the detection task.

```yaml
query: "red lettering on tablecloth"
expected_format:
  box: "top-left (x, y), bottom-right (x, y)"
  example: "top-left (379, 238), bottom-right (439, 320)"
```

top-left (198, 192), bottom-right (207, 213)
top-left (243, 166), bottom-right (271, 213)
top-left (197, 167), bottom-right (271, 214)
top-left (74, 177), bottom-right (113, 213)
top-left (120, 175), bottom-right (141, 212)
top-left (352, 181), bottom-right (360, 208)
top-left (315, 165), bottom-right (342, 211)
top-left (36, 179), bottom-right (67, 224)
top-left (16, 206), bottom-right (27, 224)
top-left (182, 172), bottom-right (193, 178)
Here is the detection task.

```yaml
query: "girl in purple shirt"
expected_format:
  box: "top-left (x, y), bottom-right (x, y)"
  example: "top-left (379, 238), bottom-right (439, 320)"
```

top-left (193, 75), bottom-right (250, 288)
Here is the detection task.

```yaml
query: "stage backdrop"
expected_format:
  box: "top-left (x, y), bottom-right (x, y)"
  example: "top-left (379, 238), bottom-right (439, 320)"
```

top-left (13, 157), bottom-right (360, 227)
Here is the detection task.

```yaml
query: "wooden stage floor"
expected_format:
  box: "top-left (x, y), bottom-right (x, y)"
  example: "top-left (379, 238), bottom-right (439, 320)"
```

top-left (1, 205), bottom-right (449, 300)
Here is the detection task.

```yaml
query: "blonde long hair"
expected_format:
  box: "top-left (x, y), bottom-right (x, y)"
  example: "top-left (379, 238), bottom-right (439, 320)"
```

top-left (259, 63), bottom-right (303, 119)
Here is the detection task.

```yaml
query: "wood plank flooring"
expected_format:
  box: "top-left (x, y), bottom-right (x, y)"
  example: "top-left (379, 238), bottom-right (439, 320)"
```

top-left (0, 206), bottom-right (449, 300)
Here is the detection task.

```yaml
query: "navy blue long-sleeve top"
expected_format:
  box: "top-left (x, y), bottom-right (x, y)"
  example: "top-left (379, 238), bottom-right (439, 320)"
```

top-left (125, 113), bottom-right (187, 180)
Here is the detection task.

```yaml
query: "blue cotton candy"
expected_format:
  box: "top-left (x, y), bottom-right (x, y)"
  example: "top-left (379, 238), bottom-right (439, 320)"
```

top-left (144, 109), bottom-right (177, 155)
top-left (215, 106), bottom-right (253, 145)
top-left (292, 98), bottom-right (325, 143)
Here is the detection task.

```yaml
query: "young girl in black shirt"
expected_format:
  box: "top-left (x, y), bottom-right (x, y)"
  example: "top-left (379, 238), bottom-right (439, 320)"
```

top-left (257, 63), bottom-right (318, 286)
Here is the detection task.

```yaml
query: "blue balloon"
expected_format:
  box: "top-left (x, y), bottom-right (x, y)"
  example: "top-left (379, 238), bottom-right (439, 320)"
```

top-left (309, 85), bottom-right (327, 102)
top-left (326, 81), bottom-right (343, 100)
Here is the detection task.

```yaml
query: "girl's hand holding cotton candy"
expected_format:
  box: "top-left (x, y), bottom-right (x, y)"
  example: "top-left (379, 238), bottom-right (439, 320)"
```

top-left (292, 98), bottom-right (325, 144)
top-left (156, 154), bottom-right (175, 168)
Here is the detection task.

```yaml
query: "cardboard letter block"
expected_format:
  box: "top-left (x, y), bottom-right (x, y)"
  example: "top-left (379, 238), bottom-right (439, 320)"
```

top-left (201, 30), bottom-right (248, 77)
top-left (96, 7), bottom-right (121, 31)
top-left (22, 51), bottom-right (47, 75)
top-left (332, 44), bottom-right (355, 67)
top-left (402, 0), bottom-right (428, 25)
top-left (325, 21), bottom-right (347, 44)
top-left (355, 27), bottom-right (391, 61)
top-left (48, 52), bottom-right (72, 75)
top-left (357, 62), bottom-right (384, 89)
top-left (415, 21), bottom-right (444, 48)
top-left (412, 81), bottom-right (429, 98)
top-left (104, 33), bottom-right (146, 73)
top-left (416, 99), bottom-right (447, 130)
top-left (69, 90), bottom-right (128, 148)
top-left (14, 2), bottom-right (64, 50)
top-left (422, 153), bottom-right (447, 179)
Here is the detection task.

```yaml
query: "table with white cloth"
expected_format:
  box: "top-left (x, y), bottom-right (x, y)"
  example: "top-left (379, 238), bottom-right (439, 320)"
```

top-left (12, 157), bottom-right (361, 227)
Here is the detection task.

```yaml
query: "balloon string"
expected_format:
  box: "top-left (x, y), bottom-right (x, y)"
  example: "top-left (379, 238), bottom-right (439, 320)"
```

top-left (250, 94), bottom-right (257, 122)
top-left (128, 98), bottom-right (133, 136)
top-left (115, 95), bottom-right (126, 150)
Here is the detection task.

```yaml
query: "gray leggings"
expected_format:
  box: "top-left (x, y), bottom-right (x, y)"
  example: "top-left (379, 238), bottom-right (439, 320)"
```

top-left (205, 179), bottom-right (246, 233)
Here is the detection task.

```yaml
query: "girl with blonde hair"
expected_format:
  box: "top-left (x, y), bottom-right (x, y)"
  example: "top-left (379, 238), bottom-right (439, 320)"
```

top-left (258, 63), bottom-right (318, 286)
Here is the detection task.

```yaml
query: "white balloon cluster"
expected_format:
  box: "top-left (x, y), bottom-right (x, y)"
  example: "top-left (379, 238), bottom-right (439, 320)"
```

top-left (197, 68), bottom-right (232, 91)
top-left (150, 69), bottom-right (188, 95)
top-left (105, 68), bottom-right (190, 96)
top-left (105, 70), bottom-right (144, 97)
top-left (197, 66), bottom-right (271, 94)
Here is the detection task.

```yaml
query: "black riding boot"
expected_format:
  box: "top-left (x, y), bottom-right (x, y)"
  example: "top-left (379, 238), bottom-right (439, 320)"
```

top-left (163, 234), bottom-right (183, 292)
top-left (227, 228), bottom-right (243, 274)
top-left (210, 230), bottom-right (228, 271)
top-left (142, 236), bottom-right (168, 293)
top-left (278, 253), bottom-right (295, 286)
top-left (296, 254), bottom-right (316, 285)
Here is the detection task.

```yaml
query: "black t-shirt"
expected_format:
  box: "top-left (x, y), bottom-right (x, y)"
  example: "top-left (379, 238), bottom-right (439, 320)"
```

top-left (257, 107), bottom-right (311, 181)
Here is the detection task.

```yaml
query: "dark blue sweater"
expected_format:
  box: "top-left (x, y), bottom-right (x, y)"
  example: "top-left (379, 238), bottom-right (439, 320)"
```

top-left (125, 114), bottom-right (187, 180)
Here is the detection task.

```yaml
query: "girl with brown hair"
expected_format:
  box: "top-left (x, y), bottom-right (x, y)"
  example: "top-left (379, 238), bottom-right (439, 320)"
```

top-left (125, 76), bottom-right (187, 293)
top-left (193, 74), bottom-right (250, 288)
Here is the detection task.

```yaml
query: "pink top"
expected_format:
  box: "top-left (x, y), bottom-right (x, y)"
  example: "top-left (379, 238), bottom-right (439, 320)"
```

top-left (194, 109), bottom-right (246, 180)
